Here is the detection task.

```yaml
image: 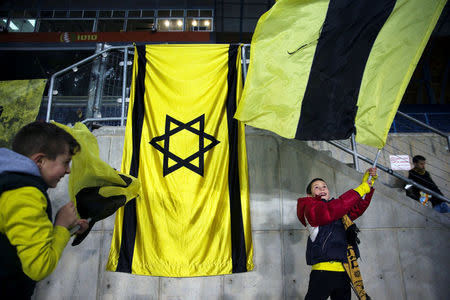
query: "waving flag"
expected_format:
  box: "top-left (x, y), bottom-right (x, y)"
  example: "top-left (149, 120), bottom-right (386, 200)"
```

top-left (55, 122), bottom-right (140, 246)
top-left (234, 0), bottom-right (446, 148)
top-left (106, 44), bottom-right (253, 277)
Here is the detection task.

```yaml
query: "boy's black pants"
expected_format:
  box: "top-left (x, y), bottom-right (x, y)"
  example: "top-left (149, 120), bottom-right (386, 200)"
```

top-left (305, 270), bottom-right (351, 300)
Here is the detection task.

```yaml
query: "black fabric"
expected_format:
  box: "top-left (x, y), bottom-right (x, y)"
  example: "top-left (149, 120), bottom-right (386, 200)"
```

top-left (306, 199), bottom-right (360, 265)
top-left (226, 44), bottom-right (248, 273)
top-left (116, 45), bottom-right (146, 273)
top-left (305, 270), bottom-right (351, 300)
top-left (72, 174), bottom-right (132, 246)
top-left (407, 169), bottom-right (443, 206)
top-left (295, 0), bottom-right (396, 140)
top-left (345, 223), bottom-right (360, 248)
top-left (0, 173), bottom-right (50, 299)
top-left (149, 114), bottom-right (220, 176)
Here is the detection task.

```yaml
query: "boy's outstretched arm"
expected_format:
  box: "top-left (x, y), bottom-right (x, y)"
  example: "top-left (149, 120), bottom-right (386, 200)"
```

top-left (348, 168), bottom-right (377, 220)
top-left (298, 168), bottom-right (378, 226)
top-left (299, 189), bottom-right (362, 227)
top-left (348, 189), bottom-right (374, 220)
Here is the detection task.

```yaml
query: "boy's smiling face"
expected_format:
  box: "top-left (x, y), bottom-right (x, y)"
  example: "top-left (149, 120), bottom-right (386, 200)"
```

top-left (37, 147), bottom-right (72, 188)
top-left (310, 180), bottom-right (330, 200)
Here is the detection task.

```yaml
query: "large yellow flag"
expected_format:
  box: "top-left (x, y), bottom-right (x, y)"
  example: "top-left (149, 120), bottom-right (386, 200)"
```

top-left (234, 0), bottom-right (445, 148)
top-left (106, 44), bottom-right (253, 277)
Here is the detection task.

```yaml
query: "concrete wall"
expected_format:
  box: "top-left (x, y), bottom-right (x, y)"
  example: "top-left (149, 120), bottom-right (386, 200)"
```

top-left (33, 126), bottom-right (450, 300)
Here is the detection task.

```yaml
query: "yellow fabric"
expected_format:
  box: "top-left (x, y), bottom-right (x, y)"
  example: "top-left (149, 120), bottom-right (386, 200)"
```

top-left (0, 79), bottom-right (47, 148)
top-left (234, 0), bottom-right (329, 139)
top-left (106, 44), bottom-right (253, 277)
top-left (355, 0), bottom-right (446, 148)
top-left (234, 0), bottom-right (445, 148)
top-left (98, 182), bottom-right (140, 201)
top-left (354, 182), bottom-right (371, 197)
top-left (311, 261), bottom-right (345, 272)
top-left (0, 186), bottom-right (70, 281)
top-left (53, 122), bottom-right (140, 207)
top-left (342, 215), bottom-right (369, 300)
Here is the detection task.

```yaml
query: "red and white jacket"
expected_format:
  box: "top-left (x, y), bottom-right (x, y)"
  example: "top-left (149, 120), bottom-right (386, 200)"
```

top-left (297, 188), bottom-right (374, 265)
top-left (297, 189), bottom-right (374, 228)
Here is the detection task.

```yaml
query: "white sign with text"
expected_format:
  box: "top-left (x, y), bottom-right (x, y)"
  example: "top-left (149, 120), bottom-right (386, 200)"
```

top-left (389, 155), bottom-right (411, 170)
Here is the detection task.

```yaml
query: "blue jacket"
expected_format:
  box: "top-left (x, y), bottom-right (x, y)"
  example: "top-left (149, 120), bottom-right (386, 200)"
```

top-left (305, 216), bottom-right (360, 265)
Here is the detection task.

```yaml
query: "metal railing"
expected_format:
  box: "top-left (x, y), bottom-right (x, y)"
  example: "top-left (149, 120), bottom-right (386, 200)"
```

top-left (328, 140), bottom-right (450, 204)
top-left (396, 111), bottom-right (450, 150)
top-left (45, 44), bottom-right (134, 126)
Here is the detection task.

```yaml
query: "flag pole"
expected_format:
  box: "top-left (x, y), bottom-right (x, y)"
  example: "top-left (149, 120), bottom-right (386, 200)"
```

top-left (69, 217), bottom-right (92, 235)
top-left (368, 149), bottom-right (382, 183)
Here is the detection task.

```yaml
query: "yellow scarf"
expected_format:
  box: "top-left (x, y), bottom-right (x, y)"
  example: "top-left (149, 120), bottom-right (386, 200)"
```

top-left (342, 215), bottom-right (371, 300)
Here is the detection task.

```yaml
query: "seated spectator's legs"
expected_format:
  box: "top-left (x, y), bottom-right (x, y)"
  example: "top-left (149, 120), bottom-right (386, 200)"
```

top-left (433, 202), bottom-right (450, 213)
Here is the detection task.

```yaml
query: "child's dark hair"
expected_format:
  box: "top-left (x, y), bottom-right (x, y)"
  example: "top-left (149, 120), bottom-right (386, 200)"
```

top-left (306, 178), bottom-right (326, 194)
top-left (12, 121), bottom-right (80, 159)
top-left (412, 155), bottom-right (426, 163)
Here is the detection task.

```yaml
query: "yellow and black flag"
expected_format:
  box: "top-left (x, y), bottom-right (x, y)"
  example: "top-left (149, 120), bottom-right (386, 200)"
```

top-left (106, 44), bottom-right (253, 277)
top-left (54, 122), bottom-right (141, 246)
top-left (234, 0), bottom-right (446, 148)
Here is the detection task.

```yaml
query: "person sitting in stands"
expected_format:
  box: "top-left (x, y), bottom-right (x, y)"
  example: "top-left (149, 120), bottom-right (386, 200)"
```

top-left (406, 155), bottom-right (449, 213)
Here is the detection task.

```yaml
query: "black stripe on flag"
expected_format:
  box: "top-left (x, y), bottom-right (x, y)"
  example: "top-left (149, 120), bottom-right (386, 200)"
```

top-left (116, 45), bottom-right (147, 273)
top-left (295, 0), bottom-right (396, 140)
top-left (226, 44), bottom-right (248, 273)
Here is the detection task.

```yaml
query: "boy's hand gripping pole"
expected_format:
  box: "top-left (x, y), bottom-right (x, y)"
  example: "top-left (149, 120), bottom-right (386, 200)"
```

top-left (361, 149), bottom-right (381, 200)
top-left (69, 217), bottom-right (92, 235)
top-left (368, 149), bottom-right (382, 185)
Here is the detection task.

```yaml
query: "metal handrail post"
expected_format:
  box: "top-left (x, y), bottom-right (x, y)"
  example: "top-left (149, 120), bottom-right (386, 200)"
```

top-left (397, 111), bottom-right (450, 151)
top-left (368, 149), bottom-right (382, 182)
top-left (45, 75), bottom-right (56, 122)
top-left (350, 133), bottom-right (360, 171)
top-left (372, 149), bottom-right (382, 167)
top-left (363, 149), bottom-right (382, 200)
top-left (87, 43), bottom-right (104, 120)
top-left (328, 140), bottom-right (450, 204)
top-left (241, 44), bottom-right (248, 81)
top-left (121, 47), bottom-right (129, 126)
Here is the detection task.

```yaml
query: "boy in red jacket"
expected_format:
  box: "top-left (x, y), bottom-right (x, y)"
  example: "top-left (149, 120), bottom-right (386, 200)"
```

top-left (297, 168), bottom-right (377, 300)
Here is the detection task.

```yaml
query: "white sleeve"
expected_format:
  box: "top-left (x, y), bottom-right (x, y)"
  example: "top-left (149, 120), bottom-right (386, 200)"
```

top-left (305, 216), bottom-right (319, 242)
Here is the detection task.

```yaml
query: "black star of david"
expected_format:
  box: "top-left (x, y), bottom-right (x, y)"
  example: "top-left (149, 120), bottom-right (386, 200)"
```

top-left (149, 114), bottom-right (220, 177)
